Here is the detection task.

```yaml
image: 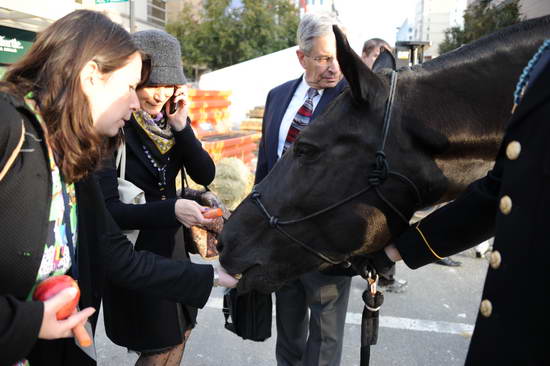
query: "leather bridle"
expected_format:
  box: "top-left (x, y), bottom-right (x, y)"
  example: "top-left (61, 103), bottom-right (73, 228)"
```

top-left (250, 71), bottom-right (423, 267)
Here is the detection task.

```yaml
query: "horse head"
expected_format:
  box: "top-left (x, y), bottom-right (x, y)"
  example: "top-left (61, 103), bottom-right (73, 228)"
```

top-left (219, 16), bottom-right (550, 294)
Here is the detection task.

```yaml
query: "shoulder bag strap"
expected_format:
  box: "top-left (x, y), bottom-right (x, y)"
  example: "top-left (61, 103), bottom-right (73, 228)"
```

top-left (115, 139), bottom-right (126, 180)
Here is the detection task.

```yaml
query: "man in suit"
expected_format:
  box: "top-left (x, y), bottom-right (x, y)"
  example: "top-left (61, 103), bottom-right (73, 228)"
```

top-left (378, 40), bottom-right (550, 364)
top-left (255, 12), bottom-right (351, 366)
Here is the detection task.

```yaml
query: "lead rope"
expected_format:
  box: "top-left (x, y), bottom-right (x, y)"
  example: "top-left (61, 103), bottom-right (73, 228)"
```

top-left (360, 70), bottom-right (396, 366)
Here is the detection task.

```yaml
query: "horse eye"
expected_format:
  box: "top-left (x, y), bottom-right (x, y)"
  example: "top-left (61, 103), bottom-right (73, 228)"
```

top-left (294, 142), bottom-right (319, 160)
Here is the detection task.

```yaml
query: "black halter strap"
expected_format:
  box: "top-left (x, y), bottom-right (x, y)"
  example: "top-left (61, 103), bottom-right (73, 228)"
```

top-left (251, 71), bottom-right (422, 266)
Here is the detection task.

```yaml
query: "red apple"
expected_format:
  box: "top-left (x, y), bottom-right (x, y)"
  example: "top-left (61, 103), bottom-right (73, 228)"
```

top-left (33, 275), bottom-right (80, 320)
top-left (33, 275), bottom-right (92, 347)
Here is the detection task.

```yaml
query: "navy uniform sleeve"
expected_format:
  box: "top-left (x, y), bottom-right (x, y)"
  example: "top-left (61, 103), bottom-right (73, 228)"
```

top-left (395, 160), bottom-right (503, 269)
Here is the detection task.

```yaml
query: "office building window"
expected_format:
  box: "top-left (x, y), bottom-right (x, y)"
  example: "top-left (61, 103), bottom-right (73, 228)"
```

top-left (148, 0), bottom-right (166, 27)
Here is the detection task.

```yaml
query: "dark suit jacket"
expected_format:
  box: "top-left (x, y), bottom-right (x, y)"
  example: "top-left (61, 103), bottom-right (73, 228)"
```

top-left (255, 77), bottom-right (347, 183)
top-left (394, 49), bottom-right (550, 365)
top-left (0, 93), bottom-right (213, 366)
top-left (95, 117), bottom-right (215, 351)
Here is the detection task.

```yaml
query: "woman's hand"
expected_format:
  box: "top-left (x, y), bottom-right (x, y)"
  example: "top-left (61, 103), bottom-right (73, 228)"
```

top-left (166, 85), bottom-right (189, 132)
top-left (175, 198), bottom-right (212, 228)
top-left (38, 287), bottom-right (95, 340)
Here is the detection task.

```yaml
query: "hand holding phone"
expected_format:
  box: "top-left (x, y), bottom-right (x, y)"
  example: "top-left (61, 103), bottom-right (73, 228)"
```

top-left (166, 86), bottom-right (188, 131)
top-left (169, 94), bottom-right (178, 114)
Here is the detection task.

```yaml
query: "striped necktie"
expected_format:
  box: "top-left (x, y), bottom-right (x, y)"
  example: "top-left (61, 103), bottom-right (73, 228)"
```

top-left (282, 87), bottom-right (319, 155)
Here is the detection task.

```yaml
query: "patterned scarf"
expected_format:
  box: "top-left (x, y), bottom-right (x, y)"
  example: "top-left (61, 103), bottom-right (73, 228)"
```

top-left (133, 110), bottom-right (175, 155)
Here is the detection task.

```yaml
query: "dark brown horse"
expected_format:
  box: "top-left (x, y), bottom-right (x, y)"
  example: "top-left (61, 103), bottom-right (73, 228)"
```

top-left (219, 16), bottom-right (550, 294)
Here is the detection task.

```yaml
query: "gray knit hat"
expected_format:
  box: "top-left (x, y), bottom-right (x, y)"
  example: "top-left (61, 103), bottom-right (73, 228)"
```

top-left (132, 29), bottom-right (186, 85)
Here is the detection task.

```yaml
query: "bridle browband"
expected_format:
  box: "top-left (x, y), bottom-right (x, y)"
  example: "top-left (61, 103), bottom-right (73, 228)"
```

top-left (251, 71), bottom-right (423, 267)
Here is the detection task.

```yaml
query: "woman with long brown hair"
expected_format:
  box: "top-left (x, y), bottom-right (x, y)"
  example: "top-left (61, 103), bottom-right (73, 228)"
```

top-left (0, 9), bottom-right (237, 366)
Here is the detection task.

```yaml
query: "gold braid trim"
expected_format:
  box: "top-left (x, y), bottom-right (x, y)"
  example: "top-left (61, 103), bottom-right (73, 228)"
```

top-left (415, 222), bottom-right (444, 260)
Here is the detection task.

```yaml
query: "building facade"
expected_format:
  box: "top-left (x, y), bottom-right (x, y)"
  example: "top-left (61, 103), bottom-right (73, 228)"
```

top-left (520, 0), bottom-right (550, 19)
top-left (294, 0), bottom-right (337, 17)
top-left (396, 18), bottom-right (414, 42)
top-left (166, 0), bottom-right (203, 23)
top-left (467, 0), bottom-right (550, 20)
top-left (0, 0), bottom-right (165, 74)
top-left (413, 0), bottom-right (467, 59)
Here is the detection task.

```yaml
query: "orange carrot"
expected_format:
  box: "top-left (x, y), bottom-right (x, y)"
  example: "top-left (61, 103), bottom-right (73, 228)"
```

top-left (73, 323), bottom-right (92, 347)
top-left (203, 208), bottom-right (223, 219)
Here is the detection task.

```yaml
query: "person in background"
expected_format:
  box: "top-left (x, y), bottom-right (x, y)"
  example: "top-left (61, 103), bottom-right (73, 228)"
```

top-left (96, 29), bottom-right (219, 366)
top-left (0, 10), bottom-right (237, 366)
top-left (361, 37), bottom-right (392, 69)
top-left (256, 12), bottom-right (350, 366)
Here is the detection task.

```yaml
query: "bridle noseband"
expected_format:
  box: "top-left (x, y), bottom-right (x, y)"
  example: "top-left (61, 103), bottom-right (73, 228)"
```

top-left (251, 71), bottom-right (423, 267)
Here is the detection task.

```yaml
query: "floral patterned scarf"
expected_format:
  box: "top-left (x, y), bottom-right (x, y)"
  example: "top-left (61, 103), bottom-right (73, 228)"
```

top-left (133, 110), bottom-right (175, 155)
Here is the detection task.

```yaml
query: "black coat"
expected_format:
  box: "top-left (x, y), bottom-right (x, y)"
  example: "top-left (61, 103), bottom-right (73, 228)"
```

top-left (394, 50), bottom-right (550, 364)
top-left (0, 93), bottom-right (214, 366)
top-left (95, 116), bottom-right (215, 351)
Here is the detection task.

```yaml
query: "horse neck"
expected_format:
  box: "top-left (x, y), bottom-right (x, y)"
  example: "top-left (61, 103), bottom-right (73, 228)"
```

top-left (401, 35), bottom-right (544, 202)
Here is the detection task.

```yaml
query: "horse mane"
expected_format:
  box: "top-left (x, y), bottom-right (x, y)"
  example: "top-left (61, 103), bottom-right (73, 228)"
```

top-left (394, 15), bottom-right (550, 144)
top-left (412, 15), bottom-right (550, 73)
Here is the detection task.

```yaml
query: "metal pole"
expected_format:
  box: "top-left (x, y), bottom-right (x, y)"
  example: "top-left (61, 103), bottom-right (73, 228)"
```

top-left (129, 0), bottom-right (135, 33)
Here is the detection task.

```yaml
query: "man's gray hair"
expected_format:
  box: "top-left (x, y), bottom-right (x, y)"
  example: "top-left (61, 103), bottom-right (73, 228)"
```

top-left (297, 12), bottom-right (341, 54)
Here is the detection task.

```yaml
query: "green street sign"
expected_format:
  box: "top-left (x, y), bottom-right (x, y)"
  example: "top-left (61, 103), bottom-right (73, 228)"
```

top-left (0, 26), bottom-right (35, 65)
top-left (96, 0), bottom-right (128, 3)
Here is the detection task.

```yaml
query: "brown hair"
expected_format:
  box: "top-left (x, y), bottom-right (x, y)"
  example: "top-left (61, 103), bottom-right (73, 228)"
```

top-left (0, 10), bottom-right (149, 182)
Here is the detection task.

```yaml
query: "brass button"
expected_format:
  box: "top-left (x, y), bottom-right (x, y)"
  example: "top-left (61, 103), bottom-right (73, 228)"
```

top-left (505, 141), bottom-right (521, 160)
top-left (489, 250), bottom-right (501, 269)
top-left (499, 195), bottom-right (512, 215)
top-left (480, 299), bottom-right (493, 317)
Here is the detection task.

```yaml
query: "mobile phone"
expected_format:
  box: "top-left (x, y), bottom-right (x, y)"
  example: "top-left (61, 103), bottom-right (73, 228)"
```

top-left (168, 94), bottom-right (178, 114)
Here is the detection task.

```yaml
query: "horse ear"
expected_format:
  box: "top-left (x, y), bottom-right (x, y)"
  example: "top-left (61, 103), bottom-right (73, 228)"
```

top-left (333, 25), bottom-right (383, 105)
top-left (372, 49), bottom-right (396, 72)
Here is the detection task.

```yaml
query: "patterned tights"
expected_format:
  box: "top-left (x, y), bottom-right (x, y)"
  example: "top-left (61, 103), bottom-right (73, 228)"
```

top-left (135, 329), bottom-right (191, 366)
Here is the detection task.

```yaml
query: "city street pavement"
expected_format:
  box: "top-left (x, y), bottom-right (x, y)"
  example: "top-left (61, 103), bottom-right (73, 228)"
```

top-left (95, 250), bottom-right (488, 366)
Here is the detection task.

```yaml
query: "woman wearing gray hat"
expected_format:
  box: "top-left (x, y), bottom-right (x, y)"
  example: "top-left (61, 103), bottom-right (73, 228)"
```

top-left (96, 29), bottom-right (236, 365)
